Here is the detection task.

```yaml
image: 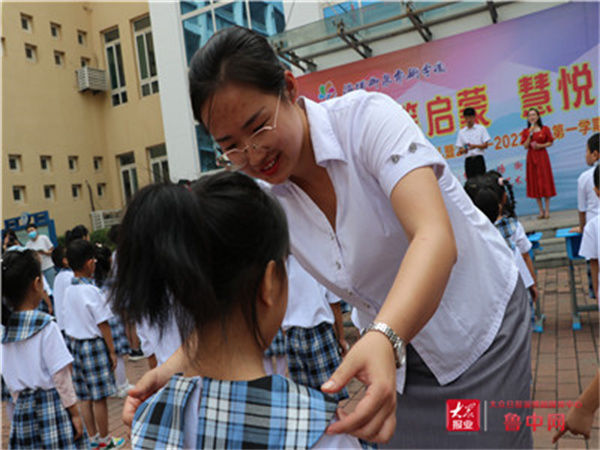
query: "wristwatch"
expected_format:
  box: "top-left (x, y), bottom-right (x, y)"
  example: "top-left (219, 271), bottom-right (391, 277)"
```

top-left (363, 322), bottom-right (406, 368)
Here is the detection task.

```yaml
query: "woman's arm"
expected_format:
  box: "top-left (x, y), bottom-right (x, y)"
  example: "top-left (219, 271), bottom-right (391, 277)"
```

top-left (323, 167), bottom-right (457, 442)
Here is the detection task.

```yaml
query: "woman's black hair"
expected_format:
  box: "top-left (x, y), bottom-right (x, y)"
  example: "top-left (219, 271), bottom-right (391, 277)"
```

top-left (188, 26), bottom-right (286, 128)
top-left (94, 244), bottom-right (112, 288)
top-left (594, 165), bottom-right (599, 190)
top-left (51, 245), bottom-right (67, 269)
top-left (65, 225), bottom-right (89, 246)
top-left (1, 250), bottom-right (41, 326)
top-left (66, 239), bottom-right (95, 272)
top-left (588, 133), bottom-right (599, 154)
top-left (525, 107), bottom-right (543, 128)
top-left (464, 176), bottom-right (501, 223)
top-left (111, 172), bottom-right (289, 356)
top-left (485, 170), bottom-right (517, 218)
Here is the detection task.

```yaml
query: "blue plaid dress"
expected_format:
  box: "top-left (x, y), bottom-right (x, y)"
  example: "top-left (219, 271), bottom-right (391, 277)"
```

top-left (494, 216), bottom-right (518, 250)
top-left (286, 322), bottom-right (348, 401)
top-left (108, 316), bottom-right (130, 356)
top-left (132, 374), bottom-right (339, 449)
top-left (2, 310), bottom-right (89, 449)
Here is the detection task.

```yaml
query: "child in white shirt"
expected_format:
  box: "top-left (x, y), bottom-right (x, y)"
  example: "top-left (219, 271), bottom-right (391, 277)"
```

top-left (579, 165), bottom-right (600, 302)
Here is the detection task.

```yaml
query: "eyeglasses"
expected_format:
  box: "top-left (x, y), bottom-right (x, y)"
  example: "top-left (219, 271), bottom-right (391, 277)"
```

top-left (214, 95), bottom-right (281, 171)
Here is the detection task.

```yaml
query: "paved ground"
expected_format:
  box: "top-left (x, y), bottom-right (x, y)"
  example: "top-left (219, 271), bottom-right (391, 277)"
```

top-left (2, 264), bottom-right (598, 449)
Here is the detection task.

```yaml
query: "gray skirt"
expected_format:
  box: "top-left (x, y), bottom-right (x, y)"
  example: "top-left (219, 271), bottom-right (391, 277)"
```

top-left (384, 277), bottom-right (533, 449)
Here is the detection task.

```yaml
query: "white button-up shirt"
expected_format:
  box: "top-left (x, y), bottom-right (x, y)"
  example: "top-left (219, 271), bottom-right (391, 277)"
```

top-left (577, 163), bottom-right (600, 221)
top-left (455, 123), bottom-right (491, 157)
top-left (265, 90), bottom-right (518, 393)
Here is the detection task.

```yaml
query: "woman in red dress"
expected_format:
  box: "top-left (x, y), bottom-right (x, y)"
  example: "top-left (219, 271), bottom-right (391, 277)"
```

top-left (520, 108), bottom-right (556, 219)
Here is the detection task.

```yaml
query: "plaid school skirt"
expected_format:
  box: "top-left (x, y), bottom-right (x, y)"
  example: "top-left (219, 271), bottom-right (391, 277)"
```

top-left (2, 377), bottom-right (11, 402)
top-left (70, 337), bottom-right (117, 401)
top-left (286, 322), bottom-right (348, 401)
top-left (108, 316), bottom-right (130, 356)
top-left (10, 388), bottom-right (89, 449)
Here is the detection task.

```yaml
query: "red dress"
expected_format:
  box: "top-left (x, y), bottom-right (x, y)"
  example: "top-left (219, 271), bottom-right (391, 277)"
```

top-left (520, 125), bottom-right (556, 198)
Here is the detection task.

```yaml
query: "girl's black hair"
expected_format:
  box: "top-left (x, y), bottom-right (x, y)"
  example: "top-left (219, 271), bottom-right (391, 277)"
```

top-left (66, 239), bottom-right (95, 271)
top-left (65, 225), bottom-right (89, 246)
top-left (525, 107), bottom-right (543, 128)
top-left (188, 26), bottom-right (285, 127)
top-left (464, 176), bottom-right (501, 223)
top-left (111, 172), bottom-right (289, 355)
top-left (485, 170), bottom-right (517, 218)
top-left (594, 165), bottom-right (599, 190)
top-left (51, 245), bottom-right (67, 269)
top-left (94, 244), bottom-right (112, 288)
top-left (4, 229), bottom-right (22, 248)
top-left (1, 250), bottom-right (41, 326)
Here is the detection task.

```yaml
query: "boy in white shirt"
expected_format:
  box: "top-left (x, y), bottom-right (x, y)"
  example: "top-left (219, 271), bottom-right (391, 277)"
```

top-left (63, 239), bottom-right (124, 449)
top-left (456, 107), bottom-right (491, 179)
top-left (25, 223), bottom-right (56, 287)
top-left (573, 133), bottom-right (600, 233)
top-left (579, 165), bottom-right (599, 302)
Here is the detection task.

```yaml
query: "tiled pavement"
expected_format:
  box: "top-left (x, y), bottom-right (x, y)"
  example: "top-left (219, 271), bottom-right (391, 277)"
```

top-left (2, 264), bottom-right (598, 449)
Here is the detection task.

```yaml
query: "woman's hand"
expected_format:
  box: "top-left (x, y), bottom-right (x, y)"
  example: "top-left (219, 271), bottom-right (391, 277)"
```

top-left (531, 141), bottom-right (539, 150)
top-left (322, 331), bottom-right (398, 443)
top-left (552, 403), bottom-right (595, 442)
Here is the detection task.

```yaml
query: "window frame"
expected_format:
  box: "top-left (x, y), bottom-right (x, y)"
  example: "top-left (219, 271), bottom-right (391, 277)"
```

top-left (43, 184), bottom-right (56, 200)
top-left (133, 16), bottom-right (159, 97)
top-left (40, 155), bottom-right (52, 172)
top-left (50, 22), bottom-right (61, 39)
top-left (71, 183), bottom-right (82, 199)
top-left (24, 43), bottom-right (37, 62)
top-left (68, 155), bottom-right (79, 171)
top-left (104, 27), bottom-right (128, 106)
top-left (21, 14), bottom-right (32, 32)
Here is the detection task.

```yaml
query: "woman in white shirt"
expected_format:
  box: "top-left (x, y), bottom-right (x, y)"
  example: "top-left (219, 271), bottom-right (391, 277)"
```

top-left (126, 27), bottom-right (532, 448)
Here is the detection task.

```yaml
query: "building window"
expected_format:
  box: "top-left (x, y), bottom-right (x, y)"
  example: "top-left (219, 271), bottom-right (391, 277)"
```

top-left (21, 14), bottom-right (32, 32)
top-left (8, 154), bottom-right (22, 171)
top-left (54, 50), bottom-right (65, 66)
top-left (97, 183), bottom-right (106, 197)
top-left (77, 30), bottom-right (87, 46)
top-left (71, 184), bottom-right (82, 198)
top-left (40, 155), bottom-right (52, 171)
top-left (43, 185), bottom-right (56, 200)
top-left (133, 16), bottom-right (159, 97)
top-left (68, 155), bottom-right (78, 171)
top-left (24, 43), bottom-right (37, 62)
top-left (81, 57), bottom-right (90, 67)
top-left (148, 144), bottom-right (169, 183)
top-left (13, 186), bottom-right (26, 203)
top-left (118, 152), bottom-right (138, 203)
top-left (104, 27), bottom-right (127, 106)
top-left (93, 156), bottom-right (103, 171)
top-left (50, 22), bottom-right (61, 39)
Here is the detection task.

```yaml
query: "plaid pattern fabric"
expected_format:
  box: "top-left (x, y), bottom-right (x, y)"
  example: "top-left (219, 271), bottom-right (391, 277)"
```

top-left (9, 387), bottom-right (89, 449)
top-left (2, 376), bottom-right (11, 402)
top-left (494, 216), bottom-right (518, 251)
top-left (36, 298), bottom-right (52, 314)
top-left (286, 322), bottom-right (348, 401)
top-left (108, 315), bottom-right (130, 356)
top-left (264, 328), bottom-right (287, 357)
top-left (69, 337), bottom-right (116, 401)
top-left (132, 374), bottom-right (338, 449)
top-left (2, 310), bottom-right (53, 343)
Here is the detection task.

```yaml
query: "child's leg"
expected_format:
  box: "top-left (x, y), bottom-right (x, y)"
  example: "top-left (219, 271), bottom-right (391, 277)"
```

top-left (93, 397), bottom-right (109, 438)
top-left (80, 400), bottom-right (97, 437)
top-left (114, 356), bottom-right (128, 389)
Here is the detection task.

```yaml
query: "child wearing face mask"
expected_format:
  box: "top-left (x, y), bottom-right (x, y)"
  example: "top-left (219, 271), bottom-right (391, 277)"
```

top-left (25, 223), bottom-right (56, 287)
top-left (113, 173), bottom-right (364, 449)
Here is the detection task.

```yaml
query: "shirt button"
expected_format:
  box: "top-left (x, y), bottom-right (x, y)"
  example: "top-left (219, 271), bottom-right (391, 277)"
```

top-left (336, 261), bottom-right (342, 270)
top-left (409, 143), bottom-right (417, 152)
top-left (330, 234), bottom-right (335, 241)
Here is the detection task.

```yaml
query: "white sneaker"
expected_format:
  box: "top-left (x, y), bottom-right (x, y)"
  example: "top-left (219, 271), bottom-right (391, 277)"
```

top-left (117, 383), bottom-right (134, 398)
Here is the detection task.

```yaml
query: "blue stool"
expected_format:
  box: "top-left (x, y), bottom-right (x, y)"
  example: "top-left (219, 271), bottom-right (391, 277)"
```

top-left (555, 228), bottom-right (598, 330)
top-left (527, 232), bottom-right (544, 333)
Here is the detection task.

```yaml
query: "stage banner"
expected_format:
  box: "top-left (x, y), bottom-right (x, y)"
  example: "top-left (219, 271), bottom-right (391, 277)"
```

top-left (297, 2), bottom-right (599, 216)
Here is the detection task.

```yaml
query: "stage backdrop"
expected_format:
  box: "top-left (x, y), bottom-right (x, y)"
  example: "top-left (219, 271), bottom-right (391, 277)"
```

top-left (297, 2), bottom-right (599, 216)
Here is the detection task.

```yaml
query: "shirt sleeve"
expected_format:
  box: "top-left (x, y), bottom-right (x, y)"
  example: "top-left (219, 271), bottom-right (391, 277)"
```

top-left (360, 93), bottom-right (447, 198)
top-left (481, 126), bottom-right (491, 143)
top-left (512, 222), bottom-right (532, 254)
top-left (136, 319), bottom-right (157, 357)
top-left (577, 174), bottom-right (587, 212)
top-left (579, 219), bottom-right (599, 260)
top-left (544, 126), bottom-right (554, 143)
top-left (89, 288), bottom-right (114, 325)
top-left (455, 130), bottom-right (464, 148)
top-left (520, 128), bottom-right (529, 145)
top-left (42, 322), bottom-right (74, 376)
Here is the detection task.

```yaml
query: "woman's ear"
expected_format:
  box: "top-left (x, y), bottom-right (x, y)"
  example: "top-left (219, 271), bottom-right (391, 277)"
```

top-left (259, 260), bottom-right (279, 308)
top-left (284, 70), bottom-right (299, 102)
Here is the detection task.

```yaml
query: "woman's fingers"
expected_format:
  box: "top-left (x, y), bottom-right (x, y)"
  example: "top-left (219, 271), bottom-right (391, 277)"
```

top-left (122, 395), bottom-right (143, 428)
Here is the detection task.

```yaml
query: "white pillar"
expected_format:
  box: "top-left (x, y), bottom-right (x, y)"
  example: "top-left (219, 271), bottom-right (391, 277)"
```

top-left (149, 0), bottom-right (201, 182)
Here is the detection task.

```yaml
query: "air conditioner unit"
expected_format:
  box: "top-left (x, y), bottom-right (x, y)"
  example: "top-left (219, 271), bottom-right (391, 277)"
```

top-left (76, 66), bottom-right (108, 92)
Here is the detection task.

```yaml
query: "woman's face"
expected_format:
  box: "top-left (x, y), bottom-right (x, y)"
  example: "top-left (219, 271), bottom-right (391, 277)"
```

top-left (527, 109), bottom-right (540, 125)
top-left (201, 81), bottom-right (305, 185)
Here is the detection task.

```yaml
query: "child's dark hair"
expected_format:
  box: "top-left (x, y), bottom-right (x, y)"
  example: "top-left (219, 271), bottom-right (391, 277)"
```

top-left (65, 225), bottom-right (89, 246)
top-left (51, 245), bottom-right (67, 269)
top-left (464, 176), bottom-right (501, 223)
top-left (111, 172), bottom-right (289, 355)
top-left (66, 239), bottom-right (95, 272)
top-left (588, 133), bottom-right (599, 154)
top-left (26, 223), bottom-right (37, 230)
top-left (463, 107), bottom-right (476, 117)
top-left (1, 250), bottom-right (41, 326)
top-left (94, 244), bottom-right (112, 288)
top-left (594, 165), bottom-right (599, 190)
top-left (188, 26), bottom-right (285, 128)
top-left (4, 229), bottom-right (21, 248)
top-left (485, 170), bottom-right (517, 218)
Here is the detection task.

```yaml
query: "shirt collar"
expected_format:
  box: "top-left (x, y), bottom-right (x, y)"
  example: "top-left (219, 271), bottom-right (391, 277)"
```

top-left (71, 276), bottom-right (95, 286)
top-left (2, 310), bottom-right (53, 343)
top-left (299, 96), bottom-right (347, 165)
